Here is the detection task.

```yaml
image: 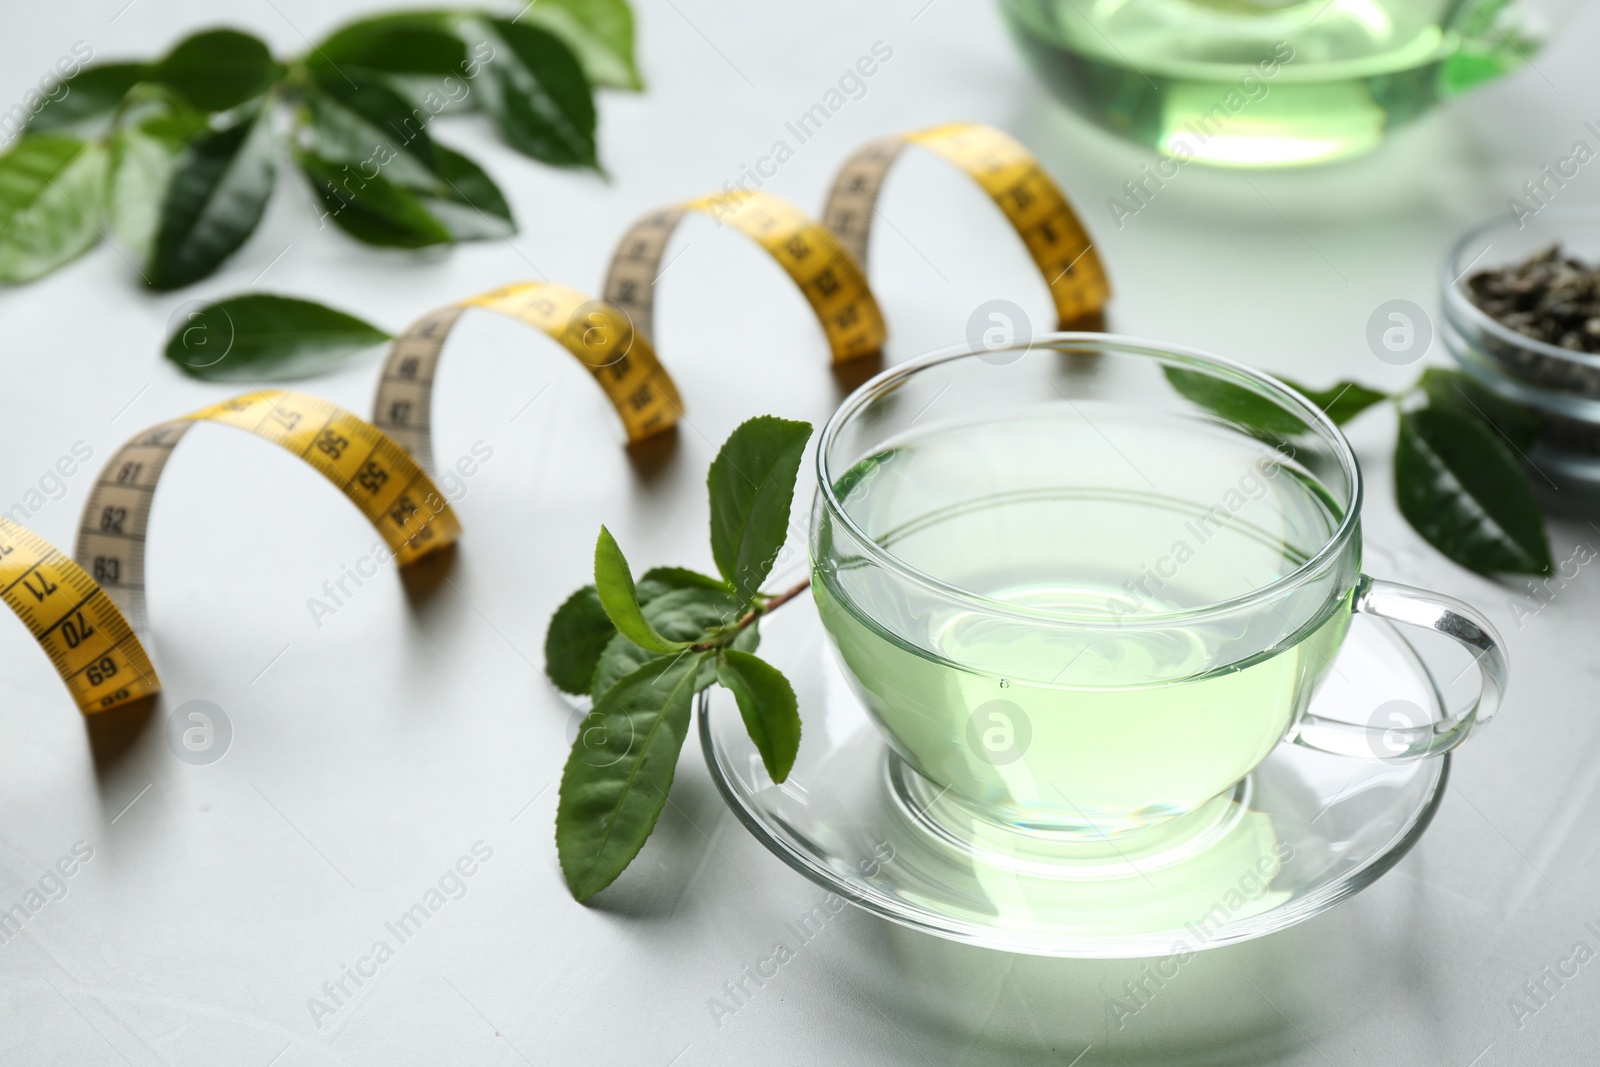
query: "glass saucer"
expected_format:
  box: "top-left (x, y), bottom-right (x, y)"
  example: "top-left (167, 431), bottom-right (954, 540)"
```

top-left (698, 593), bottom-right (1451, 958)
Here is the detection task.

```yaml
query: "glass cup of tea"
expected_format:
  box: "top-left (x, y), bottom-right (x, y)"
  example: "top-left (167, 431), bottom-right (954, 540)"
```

top-left (999, 0), bottom-right (1578, 166)
top-left (809, 335), bottom-right (1505, 839)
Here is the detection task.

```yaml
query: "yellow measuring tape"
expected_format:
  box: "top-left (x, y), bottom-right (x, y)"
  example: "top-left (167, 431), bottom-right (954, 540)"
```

top-left (5, 121), bottom-right (1102, 718)
top-left (604, 190), bottom-right (887, 364)
top-left (373, 281), bottom-right (683, 471)
top-left (76, 390), bottom-right (461, 637)
top-left (1, 519), bottom-right (159, 714)
top-left (823, 122), bottom-right (1110, 329)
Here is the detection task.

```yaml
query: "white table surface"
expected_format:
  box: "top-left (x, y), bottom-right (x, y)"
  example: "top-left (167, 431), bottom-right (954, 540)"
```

top-left (3, 1), bottom-right (1599, 1063)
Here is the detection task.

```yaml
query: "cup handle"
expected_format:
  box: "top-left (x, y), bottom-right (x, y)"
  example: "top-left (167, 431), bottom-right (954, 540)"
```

top-left (1288, 575), bottom-right (1507, 763)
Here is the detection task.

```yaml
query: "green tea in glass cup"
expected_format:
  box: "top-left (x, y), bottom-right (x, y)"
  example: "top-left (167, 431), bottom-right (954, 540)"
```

top-left (999, 0), bottom-right (1575, 166)
top-left (810, 336), bottom-right (1505, 843)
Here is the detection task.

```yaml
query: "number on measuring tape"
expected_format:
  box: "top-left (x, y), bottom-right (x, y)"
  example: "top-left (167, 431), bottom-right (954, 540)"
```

top-left (823, 122), bottom-right (1110, 329)
top-left (603, 190), bottom-right (886, 364)
top-left (75, 390), bottom-right (461, 634)
top-left (0, 519), bottom-right (159, 714)
top-left (371, 282), bottom-right (683, 473)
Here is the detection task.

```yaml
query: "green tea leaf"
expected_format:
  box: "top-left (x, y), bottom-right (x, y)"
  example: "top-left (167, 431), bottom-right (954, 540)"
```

top-left (1395, 407), bottom-right (1551, 575)
top-left (298, 152), bottom-right (452, 248)
top-left (147, 106), bottom-right (276, 290)
top-left (594, 526), bottom-right (691, 653)
top-left (829, 447), bottom-right (901, 507)
top-left (107, 127), bottom-right (169, 257)
top-left (479, 19), bottom-right (598, 169)
top-left (590, 585), bottom-right (746, 697)
top-left (636, 566), bottom-right (730, 602)
top-left (728, 618), bottom-right (760, 656)
top-left (707, 416), bottom-right (814, 606)
top-left (417, 143), bottom-right (513, 238)
top-left (1281, 378), bottom-right (1388, 426)
top-left (313, 12), bottom-right (467, 76)
top-left (116, 83), bottom-right (213, 141)
top-left (1419, 367), bottom-right (1541, 452)
top-left (716, 649), bottom-right (800, 782)
top-left (517, 0), bottom-right (643, 89)
top-left (151, 29), bottom-right (284, 112)
top-left (590, 632), bottom-right (656, 700)
top-left (106, 92), bottom-right (210, 258)
top-left (1440, 6), bottom-right (1537, 95)
top-left (1164, 366), bottom-right (1310, 437)
top-left (298, 76), bottom-right (510, 243)
top-left (163, 293), bottom-right (390, 382)
top-left (300, 73), bottom-right (439, 187)
top-left (28, 63), bottom-right (148, 135)
top-left (815, 448), bottom-right (901, 562)
top-left (545, 585), bottom-right (617, 695)
top-left (380, 74), bottom-right (481, 116)
top-left (557, 652), bottom-right (706, 901)
top-left (0, 134), bottom-right (107, 284)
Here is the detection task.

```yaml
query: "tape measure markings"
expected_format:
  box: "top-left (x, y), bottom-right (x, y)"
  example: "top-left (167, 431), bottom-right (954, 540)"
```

top-left (1, 518), bottom-right (159, 714)
top-left (603, 191), bottom-right (887, 365)
top-left (77, 390), bottom-right (461, 636)
top-left (822, 122), bottom-right (1110, 329)
top-left (603, 206), bottom-right (685, 349)
top-left (465, 283), bottom-right (682, 436)
top-left (372, 283), bottom-right (682, 473)
top-left (822, 135), bottom-right (907, 268)
top-left (370, 305), bottom-right (462, 473)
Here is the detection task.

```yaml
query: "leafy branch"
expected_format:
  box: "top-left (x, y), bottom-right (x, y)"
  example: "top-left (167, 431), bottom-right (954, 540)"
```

top-left (1167, 365), bottom-right (1553, 576)
top-left (0, 2), bottom-right (640, 289)
top-left (546, 416), bottom-right (812, 901)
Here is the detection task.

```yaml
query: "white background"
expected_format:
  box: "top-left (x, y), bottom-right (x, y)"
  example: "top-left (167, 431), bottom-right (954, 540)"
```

top-left (2, 0), bottom-right (1599, 1063)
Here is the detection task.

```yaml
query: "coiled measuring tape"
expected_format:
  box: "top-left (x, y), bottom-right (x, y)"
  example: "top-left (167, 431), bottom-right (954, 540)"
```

top-left (4, 122), bottom-right (1101, 717)
top-left (76, 391), bottom-right (461, 636)
top-left (373, 281), bottom-right (683, 472)
top-left (1, 520), bottom-right (159, 714)
top-left (604, 190), bottom-right (887, 364)
top-left (823, 122), bottom-right (1110, 329)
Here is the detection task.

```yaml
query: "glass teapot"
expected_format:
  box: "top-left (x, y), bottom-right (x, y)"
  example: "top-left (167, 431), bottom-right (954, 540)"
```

top-left (1000, 0), bottom-right (1574, 166)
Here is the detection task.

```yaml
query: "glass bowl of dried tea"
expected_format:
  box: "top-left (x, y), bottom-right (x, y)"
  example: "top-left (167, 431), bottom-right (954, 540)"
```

top-left (1442, 205), bottom-right (1600, 466)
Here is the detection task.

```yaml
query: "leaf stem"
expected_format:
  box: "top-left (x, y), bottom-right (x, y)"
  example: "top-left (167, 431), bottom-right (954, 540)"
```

top-left (689, 576), bottom-right (811, 653)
